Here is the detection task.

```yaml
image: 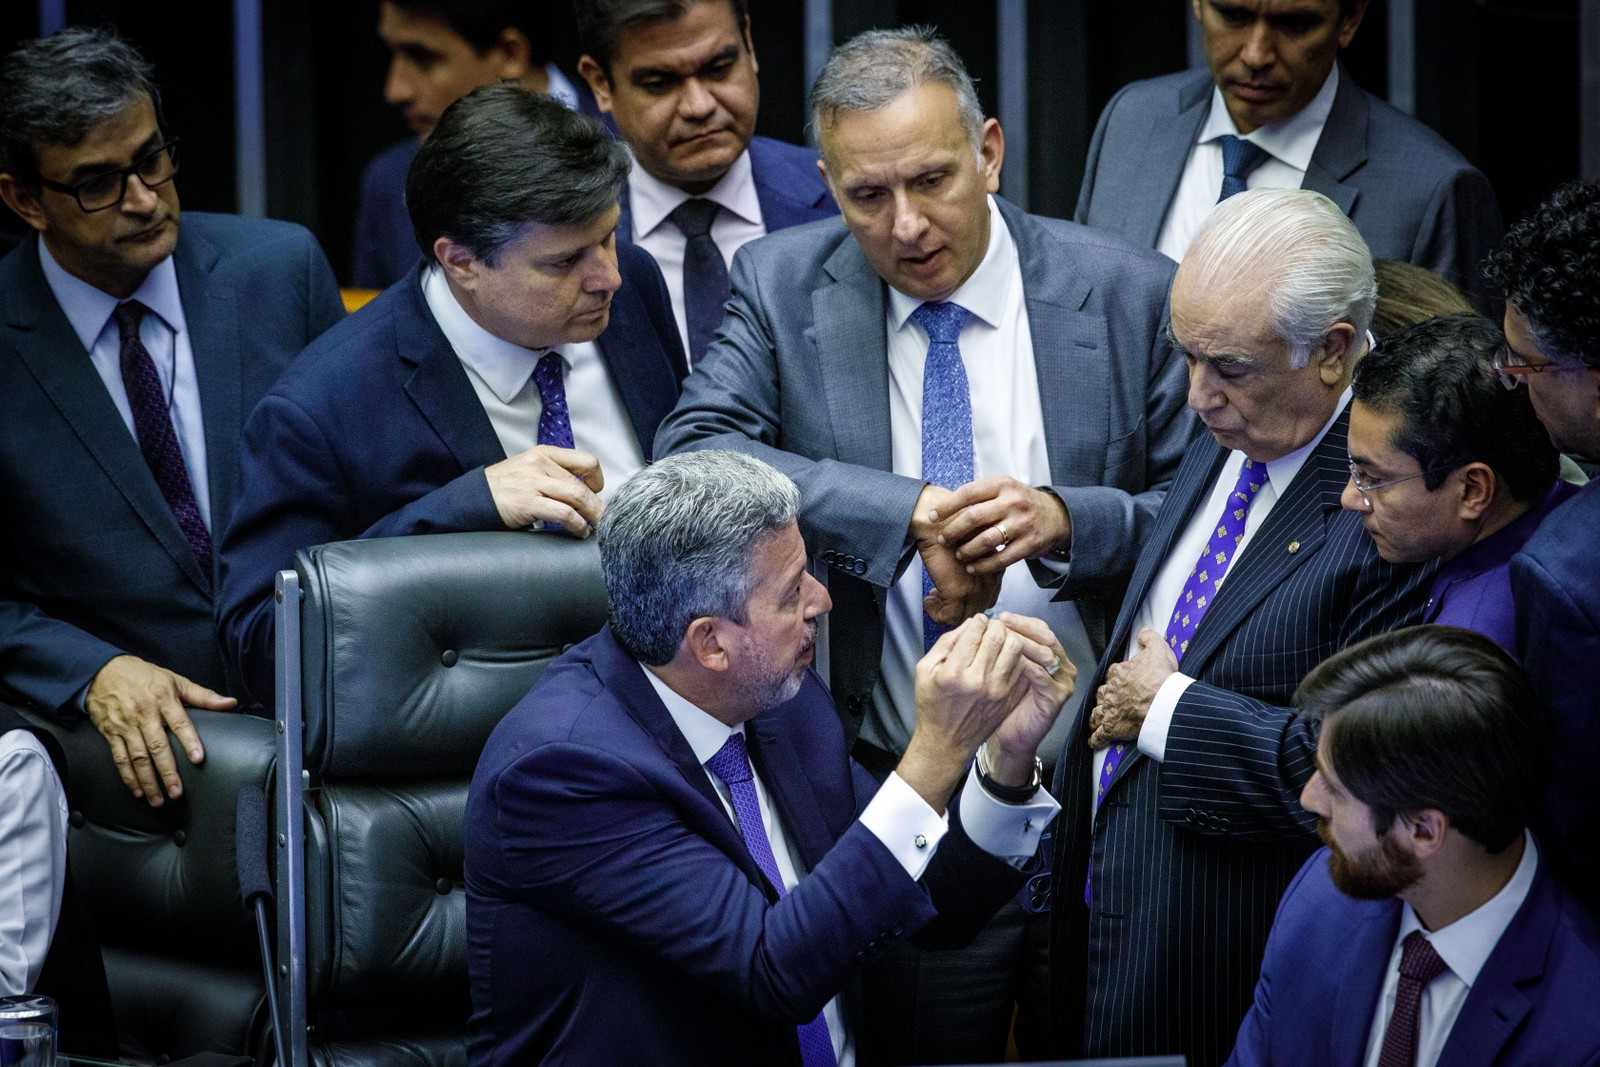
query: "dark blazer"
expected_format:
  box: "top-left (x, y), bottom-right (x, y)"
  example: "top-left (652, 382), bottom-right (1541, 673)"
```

top-left (352, 74), bottom-right (607, 289)
top-left (617, 135), bottom-right (837, 246)
top-left (1075, 66), bottom-right (1504, 310)
top-left (1227, 845), bottom-right (1600, 1067)
top-left (0, 215), bottom-right (343, 711)
top-left (1511, 479), bottom-right (1600, 914)
top-left (1047, 409), bottom-right (1433, 1067)
top-left (655, 198), bottom-right (1193, 745)
top-left (465, 626), bottom-right (1025, 1066)
top-left (216, 242), bottom-right (685, 708)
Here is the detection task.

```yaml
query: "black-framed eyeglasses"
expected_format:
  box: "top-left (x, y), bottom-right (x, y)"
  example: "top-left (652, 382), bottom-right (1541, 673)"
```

top-left (35, 138), bottom-right (180, 213)
top-left (1346, 458), bottom-right (1455, 507)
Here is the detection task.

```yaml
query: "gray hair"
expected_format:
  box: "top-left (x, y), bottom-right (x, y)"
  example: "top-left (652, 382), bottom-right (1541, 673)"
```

top-left (598, 451), bottom-right (801, 666)
top-left (0, 27), bottom-right (164, 183)
top-left (809, 25), bottom-right (985, 157)
top-left (1179, 188), bottom-right (1377, 368)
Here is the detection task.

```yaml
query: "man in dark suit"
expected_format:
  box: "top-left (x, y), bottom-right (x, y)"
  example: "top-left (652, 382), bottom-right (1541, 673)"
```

top-left (467, 449), bottom-right (1072, 1065)
top-left (1485, 180), bottom-right (1600, 915)
top-left (657, 26), bottom-right (1189, 1062)
top-left (354, 0), bottom-right (606, 289)
top-left (1075, 0), bottom-right (1502, 310)
top-left (0, 28), bottom-right (343, 804)
top-left (218, 85), bottom-right (685, 709)
top-left (1229, 626), bottom-right (1600, 1067)
top-left (575, 0), bottom-right (837, 365)
top-left (1048, 187), bottom-right (1432, 1067)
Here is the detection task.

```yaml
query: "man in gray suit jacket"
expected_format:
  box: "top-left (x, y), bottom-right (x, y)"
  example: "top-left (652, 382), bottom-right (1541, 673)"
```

top-left (657, 26), bottom-right (1191, 1064)
top-left (0, 29), bottom-right (343, 806)
top-left (1076, 0), bottom-right (1502, 310)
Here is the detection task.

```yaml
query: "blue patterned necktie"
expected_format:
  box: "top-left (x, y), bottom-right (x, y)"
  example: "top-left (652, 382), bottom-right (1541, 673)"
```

top-left (1217, 134), bottom-right (1271, 201)
top-left (670, 198), bottom-right (730, 364)
top-left (912, 300), bottom-right (974, 651)
top-left (1088, 459), bottom-right (1266, 903)
top-left (531, 351), bottom-right (575, 450)
top-left (113, 301), bottom-right (212, 573)
top-left (705, 733), bottom-right (839, 1067)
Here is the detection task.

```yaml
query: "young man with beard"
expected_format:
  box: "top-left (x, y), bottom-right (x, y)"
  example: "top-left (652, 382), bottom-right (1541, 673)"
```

top-left (1226, 626), bottom-right (1600, 1067)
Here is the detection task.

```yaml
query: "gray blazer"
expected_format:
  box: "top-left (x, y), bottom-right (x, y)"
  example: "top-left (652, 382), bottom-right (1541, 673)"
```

top-left (1075, 66), bottom-right (1504, 310)
top-left (655, 197), bottom-right (1195, 745)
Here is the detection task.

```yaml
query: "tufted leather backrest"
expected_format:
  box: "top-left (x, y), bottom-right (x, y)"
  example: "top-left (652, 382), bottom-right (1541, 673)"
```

top-left (285, 531), bottom-right (607, 1062)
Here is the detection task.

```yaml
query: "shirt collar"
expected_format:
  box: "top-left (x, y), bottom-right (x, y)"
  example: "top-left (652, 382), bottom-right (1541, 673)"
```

top-left (888, 195), bottom-right (1013, 332)
top-left (1198, 64), bottom-right (1339, 174)
top-left (544, 62), bottom-right (580, 111)
top-left (1396, 830), bottom-right (1538, 989)
top-left (629, 146), bottom-right (761, 239)
top-left (38, 237), bottom-right (184, 351)
top-left (642, 665), bottom-right (742, 765)
top-left (1259, 385), bottom-right (1353, 496)
top-left (421, 263), bottom-right (556, 403)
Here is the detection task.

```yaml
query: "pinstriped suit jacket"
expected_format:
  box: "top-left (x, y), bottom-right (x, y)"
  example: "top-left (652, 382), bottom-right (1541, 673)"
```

top-left (1047, 407), bottom-right (1433, 1067)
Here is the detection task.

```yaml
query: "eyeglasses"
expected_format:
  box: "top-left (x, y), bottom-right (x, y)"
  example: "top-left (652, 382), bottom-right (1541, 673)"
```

top-left (1346, 458), bottom-right (1454, 507)
top-left (35, 139), bottom-right (180, 213)
top-left (1490, 341), bottom-right (1583, 390)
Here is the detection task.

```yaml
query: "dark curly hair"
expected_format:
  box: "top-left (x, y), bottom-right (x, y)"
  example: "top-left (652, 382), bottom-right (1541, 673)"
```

top-left (1483, 180), bottom-right (1600, 370)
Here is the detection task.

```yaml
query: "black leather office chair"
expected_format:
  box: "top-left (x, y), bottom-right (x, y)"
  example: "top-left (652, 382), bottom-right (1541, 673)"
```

top-left (271, 532), bottom-right (608, 1067)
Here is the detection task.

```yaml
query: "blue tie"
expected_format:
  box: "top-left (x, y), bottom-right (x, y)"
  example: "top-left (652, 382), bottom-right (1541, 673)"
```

top-left (670, 198), bottom-right (730, 364)
top-left (1217, 134), bottom-right (1270, 201)
top-left (531, 351), bottom-right (575, 450)
top-left (912, 301), bottom-right (974, 651)
top-left (705, 733), bottom-right (839, 1067)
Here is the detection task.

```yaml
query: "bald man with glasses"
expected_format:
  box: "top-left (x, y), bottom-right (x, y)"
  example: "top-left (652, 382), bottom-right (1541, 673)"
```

top-left (0, 27), bottom-right (343, 805)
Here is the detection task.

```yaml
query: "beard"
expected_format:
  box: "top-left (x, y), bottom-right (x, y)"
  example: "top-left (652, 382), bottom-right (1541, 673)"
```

top-left (1319, 819), bottom-right (1424, 900)
top-left (733, 623), bottom-right (816, 715)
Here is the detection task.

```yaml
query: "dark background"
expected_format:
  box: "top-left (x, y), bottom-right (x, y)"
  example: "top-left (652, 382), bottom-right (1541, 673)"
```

top-left (1, 0), bottom-right (1585, 285)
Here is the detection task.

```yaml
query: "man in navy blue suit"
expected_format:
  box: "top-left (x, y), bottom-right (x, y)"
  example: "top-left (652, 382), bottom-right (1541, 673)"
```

top-left (0, 28), bottom-right (343, 804)
top-left (354, 0), bottom-right (606, 289)
top-left (1228, 625), bottom-right (1600, 1067)
top-left (218, 85), bottom-right (685, 709)
top-left (575, 0), bottom-right (837, 365)
top-left (467, 449), bottom-right (1071, 1065)
top-left (1486, 180), bottom-right (1600, 916)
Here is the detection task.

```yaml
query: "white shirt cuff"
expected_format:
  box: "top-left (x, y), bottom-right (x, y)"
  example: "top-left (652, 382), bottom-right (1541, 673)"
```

top-left (958, 762), bottom-right (1061, 869)
top-left (859, 771), bottom-right (950, 882)
top-left (1137, 672), bottom-right (1196, 763)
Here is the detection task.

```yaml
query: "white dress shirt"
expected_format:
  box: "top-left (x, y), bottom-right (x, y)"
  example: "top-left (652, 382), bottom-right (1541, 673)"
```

top-left (1362, 832), bottom-right (1538, 1067)
top-left (626, 148), bottom-right (766, 366)
top-left (1154, 66), bottom-right (1340, 264)
top-left (420, 265), bottom-right (645, 503)
top-left (38, 241), bottom-right (212, 530)
top-left (0, 729), bottom-right (68, 995)
top-left (642, 667), bottom-right (1058, 1067)
top-left (861, 196), bottom-right (1095, 761)
top-left (1092, 391), bottom-right (1352, 809)
top-left (542, 63), bottom-right (579, 111)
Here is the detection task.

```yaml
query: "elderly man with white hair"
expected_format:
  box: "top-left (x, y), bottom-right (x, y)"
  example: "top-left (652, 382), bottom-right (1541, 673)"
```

top-left (1044, 187), bottom-right (1436, 1067)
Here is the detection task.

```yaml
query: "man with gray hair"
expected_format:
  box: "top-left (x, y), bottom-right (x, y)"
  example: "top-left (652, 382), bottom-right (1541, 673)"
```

top-left (217, 84), bottom-right (685, 709)
top-left (1046, 187), bottom-right (1433, 1067)
top-left (466, 450), bottom-right (1072, 1065)
top-left (656, 27), bottom-right (1188, 1058)
top-left (0, 27), bottom-right (343, 805)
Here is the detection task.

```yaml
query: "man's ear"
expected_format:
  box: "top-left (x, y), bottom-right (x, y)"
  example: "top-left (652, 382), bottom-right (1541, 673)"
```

top-left (493, 28), bottom-right (535, 80)
top-left (1401, 808), bottom-right (1450, 860)
top-left (433, 235), bottom-right (479, 286)
top-left (1316, 322), bottom-right (1358, 386)
top-left (684, 615), bottom-right (731, 674)
top-left (1455, 462), bottom-right (1497, 521)
top-left (0, 173), bottom-right (47, 233)
top-left (577, 55), bottom-right (613, 114)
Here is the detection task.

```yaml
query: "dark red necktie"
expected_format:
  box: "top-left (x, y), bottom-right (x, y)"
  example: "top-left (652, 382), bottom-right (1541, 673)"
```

top-left (114, 300), bottom-right (212, 573)
top-left (1377, 930), bottom-right (1449, 1067)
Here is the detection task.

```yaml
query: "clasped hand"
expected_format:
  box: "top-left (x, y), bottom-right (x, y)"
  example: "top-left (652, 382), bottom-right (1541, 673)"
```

top-left (911, 480), bottom-right (1071, 626)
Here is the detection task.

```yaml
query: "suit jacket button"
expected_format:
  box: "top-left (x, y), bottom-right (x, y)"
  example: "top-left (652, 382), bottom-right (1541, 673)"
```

top-left (853, 560), bottom-right (866, 575)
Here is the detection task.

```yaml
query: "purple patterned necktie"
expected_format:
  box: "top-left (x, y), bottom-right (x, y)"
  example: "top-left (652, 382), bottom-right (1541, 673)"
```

top-left (705, 733), bottom-right (838, 1067)
top-left (1218, 134), bottom-right (1271, 201)
top-left (531, 351), bottom-right (575, 450)
top-left (113, 301), bottom-right (211, 573)
top-left (1088, 459), bottom-right (1265, 902)
top-left (1377, 932), bottom-right (1449, 1067)
top-left (913, 301), bottom-right (974, 651)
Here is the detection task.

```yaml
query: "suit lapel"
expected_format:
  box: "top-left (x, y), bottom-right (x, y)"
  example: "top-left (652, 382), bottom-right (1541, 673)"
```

top-left (749, 138), bottom-right (827, 232)
top-left (616, 184), bottom-right (636, 244)
top-left (396, 273), bottom-right (506, 473)
top-left (173, 222), bottom-right (244, 551)
top-left (1329, 902), bottom-right (1402, 1066)
top-left (1301, 66), bottom-right (1365, 218)
top-left (1114, 71), bottom-right (1211, 247)
top-left (595, 261), bottom-right (681, 460)
top-left (747, 716), bottom-right (834, 875)
top-left (4, 237), bottom-right (210, 592)
top-left (812, 241), bottom-right (894, 471)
